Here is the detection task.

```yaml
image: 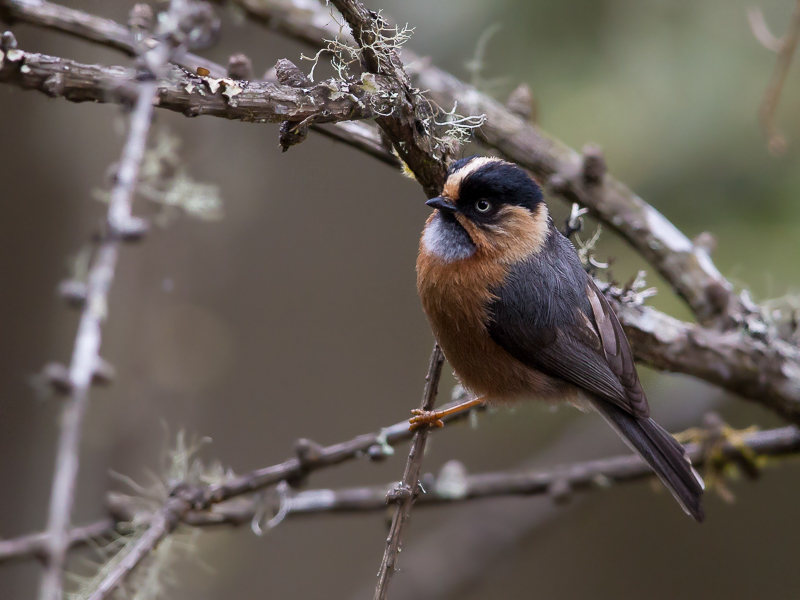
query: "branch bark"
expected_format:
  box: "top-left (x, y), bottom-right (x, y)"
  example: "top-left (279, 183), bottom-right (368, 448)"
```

top-left (0, 47), bottom-right (397, 125)
top-left (36, 64), bottom-right (156, 600)
top-left (610, 297), bottom-right (800, 424)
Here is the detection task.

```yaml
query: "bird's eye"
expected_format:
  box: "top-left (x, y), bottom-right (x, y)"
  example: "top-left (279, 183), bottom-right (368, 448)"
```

top-left (475, 199), bottom-right (492, 213)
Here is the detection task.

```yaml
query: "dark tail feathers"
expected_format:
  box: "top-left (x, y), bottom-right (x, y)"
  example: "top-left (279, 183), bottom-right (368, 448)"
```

top-left (592, 400), bottom-right (705, 522)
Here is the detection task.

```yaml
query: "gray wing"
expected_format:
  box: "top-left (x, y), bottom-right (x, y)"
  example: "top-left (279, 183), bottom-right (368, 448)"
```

top-left (487, 235), bottom-right (649, 418)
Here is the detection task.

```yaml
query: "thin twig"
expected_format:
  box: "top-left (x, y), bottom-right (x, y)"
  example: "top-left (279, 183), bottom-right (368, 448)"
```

top-left (84, 492), bottom-right (196, 600)
top-left (4, 424), bottom-right (799, 567)
top-left (36, 2), bottom-right (188, 598)
top-left (0, 520), bottom-right (118, 566)
top-left (0, 0), bottom-right (224, 76)
top-left (69, 345), bottom-right (446, 599)
top-left (0, 389), bottom-right (477, 568)
top-left (374, 345), bottom-right (444, 600)
top-left (37, 70), bottom-right (156, 600)
top-left (755, 0), bottom-right (800, 154)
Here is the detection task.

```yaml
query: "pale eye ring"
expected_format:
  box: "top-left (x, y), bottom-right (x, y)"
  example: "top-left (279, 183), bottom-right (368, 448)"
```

top-left (475, 199), bottom-right (492, 213)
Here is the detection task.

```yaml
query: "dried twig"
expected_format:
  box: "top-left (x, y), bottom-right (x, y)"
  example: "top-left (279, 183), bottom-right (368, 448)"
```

top-left (0, 519), bottom-right (118, 566)
top-left (34, 2), bottom-right (195, 597)
top-left (74, 345), bottom-right (445, 598)
top-left (3, 424), bottom-right (798, 566)
top-left (0, 390), bottom-right (481, 566)
top-left (83, 489), bottom-right (199, 600)
top-left (0, 0), bottom-right (223, 76)
top-left (374, 345), bottom-right (444, 600)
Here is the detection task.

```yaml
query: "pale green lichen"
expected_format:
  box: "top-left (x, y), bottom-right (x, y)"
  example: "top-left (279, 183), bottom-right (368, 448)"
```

top-left (435, 460), bottom-right (469, 499)
top-left (94, 130), bottom-right (223, 224)
top-left (69, 431), bottom-right (232, 600)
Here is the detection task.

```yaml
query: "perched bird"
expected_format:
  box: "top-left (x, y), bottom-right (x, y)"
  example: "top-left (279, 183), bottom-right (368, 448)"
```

top-left (413, 156), bottom-right (705, 521)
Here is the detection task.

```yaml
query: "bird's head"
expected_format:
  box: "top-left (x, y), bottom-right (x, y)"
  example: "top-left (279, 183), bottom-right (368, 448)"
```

top-left (422, 156), bottom-right (550, 262)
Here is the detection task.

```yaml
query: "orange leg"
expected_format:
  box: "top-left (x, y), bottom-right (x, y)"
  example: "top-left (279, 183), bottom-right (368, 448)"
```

top-left (409, 397), bottom-right (486, 431)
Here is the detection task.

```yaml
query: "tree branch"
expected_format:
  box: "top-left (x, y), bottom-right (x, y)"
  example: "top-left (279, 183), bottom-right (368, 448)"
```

top-left (208, 0), bottom-right (751, 326)
top-left (32, 2), bottom-right (204, 597)
top-left (0, 0), bottom-right (224, 76)
top-left (326, 0), bottom-right (450, 197)
top-left (0, 519), bottom-right (118, 566)
top-left (84, 490), bottom-right (198, 600)
top-left (0, 46), bottom-right (397, 125)
top-left (0, 0), bottom-right (399, 164)
top-left (4, 424), bottom-right (798, 565)
top-left (0, 0), bottom-right (755, 324)
top-left (609, 296), bottom-right (800, 424)
top-left (0, 391), bottom-right (480, 566)
top-left (71, 339), bottom-right (445, 598)
top-left (3, 0), bottom-right (800, 424)
top-left (0, 387), bottom-right (478, 567)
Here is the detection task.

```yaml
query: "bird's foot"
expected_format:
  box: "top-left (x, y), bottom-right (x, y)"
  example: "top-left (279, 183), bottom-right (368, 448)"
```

top-left (409, 409), bottom-right (445, 431)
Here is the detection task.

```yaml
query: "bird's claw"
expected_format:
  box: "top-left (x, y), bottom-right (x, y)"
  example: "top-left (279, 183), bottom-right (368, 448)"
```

top-left (409, 409), bottom-right (444, 431)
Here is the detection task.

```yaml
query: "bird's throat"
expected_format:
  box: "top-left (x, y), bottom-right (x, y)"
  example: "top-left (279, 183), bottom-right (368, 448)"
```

top-left (422, 211), bottom-right (477, 262)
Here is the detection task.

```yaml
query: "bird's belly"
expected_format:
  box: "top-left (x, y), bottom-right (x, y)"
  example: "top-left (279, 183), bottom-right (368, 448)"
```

top-left (417, 247), bottom-right (571, 404)
top-left (419, 278), bottom-right (569, 403)
top-left (433, 319), bottom-right (570, 404)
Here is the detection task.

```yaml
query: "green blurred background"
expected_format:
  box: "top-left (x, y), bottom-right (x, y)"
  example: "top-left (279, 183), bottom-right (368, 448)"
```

top-left (1, 0), bottom-right (799, 598)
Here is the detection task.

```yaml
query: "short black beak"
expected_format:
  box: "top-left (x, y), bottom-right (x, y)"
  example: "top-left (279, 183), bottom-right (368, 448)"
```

top-left (426, 196), bottom-right (458, 214)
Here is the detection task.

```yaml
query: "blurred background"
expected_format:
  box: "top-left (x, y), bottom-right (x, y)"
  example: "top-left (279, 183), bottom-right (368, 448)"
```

top-left (1, 0), bottom-right (800, 598)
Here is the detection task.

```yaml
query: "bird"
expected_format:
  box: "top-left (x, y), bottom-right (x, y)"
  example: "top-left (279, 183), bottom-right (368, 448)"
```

top-left (413, 155), bottom-right (705, 521)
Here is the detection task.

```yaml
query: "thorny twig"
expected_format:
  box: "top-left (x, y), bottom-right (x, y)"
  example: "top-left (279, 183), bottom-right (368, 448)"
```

top-left (374, 345), bottom-right (444, 600)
